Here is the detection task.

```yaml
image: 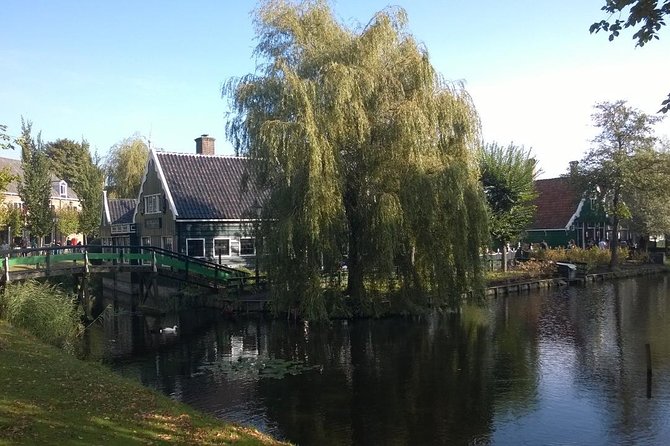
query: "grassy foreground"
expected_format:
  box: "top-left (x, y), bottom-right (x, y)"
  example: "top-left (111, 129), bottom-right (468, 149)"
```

top-left (0, 321), bottom-right (289, 446)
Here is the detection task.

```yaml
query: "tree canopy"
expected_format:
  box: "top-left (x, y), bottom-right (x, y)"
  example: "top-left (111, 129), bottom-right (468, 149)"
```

top-left (571, 100), bottom-right (665, 267)
top-left (479, 143), bottom-right (538, 249)
top-left (47, 138), bottom-right (104, 239)
top-left (17, 119), bottom-right (53, 242)
top-left (105, 135), bottom-right (149, 199)
top-left (591, 0), bottom-right (670, 113)
top-left (225, 0), bottom-right (489, 319)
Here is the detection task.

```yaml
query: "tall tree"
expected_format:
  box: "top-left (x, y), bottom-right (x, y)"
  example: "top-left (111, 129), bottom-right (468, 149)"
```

top-left (590, 0), bottom-right (670, 112)
top-left (625, 145), bottom-right (670, 244)
top-left (479, 143), bottom-right (538, 250)
top-left (17, 119), bottom-right (53, 244)
top-left (46, 139), bottom-right (104, 239)
top-left (105, 135), bottom-right (149, 198)
top-left (571, 100), bottom-right (664, 267)
top-left (225, 1), bottom-right (489, 318)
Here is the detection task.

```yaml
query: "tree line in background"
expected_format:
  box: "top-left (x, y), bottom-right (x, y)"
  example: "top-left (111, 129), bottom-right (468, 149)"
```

top-left (0, 120), bottom-right (149, 246)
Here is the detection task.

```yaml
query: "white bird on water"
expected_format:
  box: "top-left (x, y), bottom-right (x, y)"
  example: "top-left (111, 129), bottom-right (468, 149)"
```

top-left (160, 325), bottom-right (178, 334)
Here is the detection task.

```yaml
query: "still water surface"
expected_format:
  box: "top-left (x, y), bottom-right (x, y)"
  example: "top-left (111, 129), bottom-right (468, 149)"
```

top-left (87, 276), bottom-right (670, 445)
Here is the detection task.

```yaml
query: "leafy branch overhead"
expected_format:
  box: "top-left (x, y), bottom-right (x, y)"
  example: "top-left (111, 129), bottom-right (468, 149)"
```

top-left (590, 0), bottom-right (670, 113)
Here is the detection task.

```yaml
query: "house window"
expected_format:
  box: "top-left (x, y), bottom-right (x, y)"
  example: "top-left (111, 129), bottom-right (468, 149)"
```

top-left (214, 238), bottom-right (230, 258)
top-left (186, 238), bottom-right (205, 258)
top-left (162, 237), bottom-right (173, 252)
top-left (59, 181), bottom-right (67, 198)
top-left (144, 194), bottom-right (160, 214)
top-left (240, 238), bottom-right (255, 256)
top-left (141, 236), bottom-right (152, 265)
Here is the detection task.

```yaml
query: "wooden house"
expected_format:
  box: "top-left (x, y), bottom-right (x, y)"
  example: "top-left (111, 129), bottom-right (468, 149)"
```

top-left (99, 191), bottom-right (138, 248)
top-left (131, 135), bottom-right (263, 269)
top-left (525, 177), bottom-right (631, 248)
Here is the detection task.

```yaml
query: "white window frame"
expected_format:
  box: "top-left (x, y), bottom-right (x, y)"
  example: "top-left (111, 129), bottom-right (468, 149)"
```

top-left (213, 237), bottom-right (231, 258)
top-left (240, 237), bottom-right (256, 256)
top-left (59, 181), bottom-right (67, 198)
top-left (144, 194), bottom-right (160, 214)
top-left (162, 236), bottom-right (173, 252)
top-left (186, 238), bottom-right (206, 258)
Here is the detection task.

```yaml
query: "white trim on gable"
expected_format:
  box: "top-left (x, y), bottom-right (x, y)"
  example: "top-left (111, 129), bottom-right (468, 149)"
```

top-left (565, 198), bottom-right (585, 230)
top-left (103, 190), bottom-right (112, 225)
top-left (133, 148), bottom-right (179, 223)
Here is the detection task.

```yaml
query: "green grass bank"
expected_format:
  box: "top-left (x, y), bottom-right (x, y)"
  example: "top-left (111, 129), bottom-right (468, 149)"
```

top-left (0, 321), bottom-right (289, 446)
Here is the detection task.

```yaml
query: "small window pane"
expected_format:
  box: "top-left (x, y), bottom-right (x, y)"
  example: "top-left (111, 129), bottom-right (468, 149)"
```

top-left (187, 239), bottom-right (205, 257)
top-left (240, 238), bottom-right (255, 256)
top-left (214, 239), bottom-right (230, 256)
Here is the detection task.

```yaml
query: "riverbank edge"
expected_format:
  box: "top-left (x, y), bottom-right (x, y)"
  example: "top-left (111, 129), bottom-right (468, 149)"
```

top-left (485, 264), bottom-right (670, 298)
top-left (0, 321), bottom-right (289, 446)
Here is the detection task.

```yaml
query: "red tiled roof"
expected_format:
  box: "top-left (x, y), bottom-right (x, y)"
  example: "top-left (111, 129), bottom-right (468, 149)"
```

top-left (529, 177), bottom-right (582, 230)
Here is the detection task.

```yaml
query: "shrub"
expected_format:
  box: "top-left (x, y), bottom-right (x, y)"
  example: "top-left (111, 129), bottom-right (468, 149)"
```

top-left (537, 247), bottom-right (624, 271)
top-left (0, 280), bottom-right (83, 352)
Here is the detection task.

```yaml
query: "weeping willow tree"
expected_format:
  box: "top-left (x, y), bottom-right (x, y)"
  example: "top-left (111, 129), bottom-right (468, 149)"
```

top-left (225, 0), bottom-right (489, 319)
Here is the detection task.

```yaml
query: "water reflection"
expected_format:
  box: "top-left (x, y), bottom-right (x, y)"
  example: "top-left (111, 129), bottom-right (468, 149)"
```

top-left (90, 276), bottom-right (670, 445)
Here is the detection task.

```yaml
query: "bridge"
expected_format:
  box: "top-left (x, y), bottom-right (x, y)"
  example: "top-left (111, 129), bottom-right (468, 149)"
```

top-left (0, 245), bottom-right (268, 315)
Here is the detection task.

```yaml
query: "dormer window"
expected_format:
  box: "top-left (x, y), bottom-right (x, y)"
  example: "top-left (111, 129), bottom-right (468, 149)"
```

top-left (59, 181), bottom-right (67, 198)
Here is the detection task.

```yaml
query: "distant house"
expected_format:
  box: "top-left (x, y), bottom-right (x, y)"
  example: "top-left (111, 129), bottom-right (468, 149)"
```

top-left (114, 135), bottom-right (264, 268)
top-left (0, 156), bottom-right (82, 244)
top-left (525, 177), bottom-right (624, 248)
top-left (99, 191), bottom-right (138, 248)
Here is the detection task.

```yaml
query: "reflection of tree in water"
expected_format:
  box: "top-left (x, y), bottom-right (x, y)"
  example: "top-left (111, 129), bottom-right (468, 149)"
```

top-left (256, 314), bottom-right (501, 445)
top-left (547, 277), bottom-right (670, 443)
top-left (490, 295), bottom-right (541, 416)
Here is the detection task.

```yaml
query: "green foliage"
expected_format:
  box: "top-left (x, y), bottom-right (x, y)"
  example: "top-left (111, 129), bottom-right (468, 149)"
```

top-left (590, 1), bottom-right (670, 113)
top-left (0, 124), bottom-right (13, 150)
top-left (105, 134), bottom-right (149, 198)
top-left (55, 206), bottom-right (80, 236)
top-left (540, 247), bottom-right (614, 271)
top-left (479, 142), bottom-right (538, 248)
top-left (571, 101), bottom-right (664, 268)
top-left (225, 0), bottom-right (489, 318)
top-left (0, 280), bottom-right (82, 351)
top-left (17, 119), bottom-right (54, 240)
top-left (47, 139), bottom-right (105, 238)
top-left (0, 206), bottom-right (25, 237)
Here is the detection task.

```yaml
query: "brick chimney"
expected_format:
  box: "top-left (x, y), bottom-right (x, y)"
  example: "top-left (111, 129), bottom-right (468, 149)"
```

top-left (195, 134), bottom-right (215, 155)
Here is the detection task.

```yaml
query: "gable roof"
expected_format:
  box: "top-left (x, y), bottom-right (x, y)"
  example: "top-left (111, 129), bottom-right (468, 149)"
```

top-left (154, 151), bottom-right (264, 220)
top-left (0, 156), bottom-right (79, 200)
top-left (108, 198), bottom-right (137, 225)
top-left (529, 177), bottom-right (583, 230)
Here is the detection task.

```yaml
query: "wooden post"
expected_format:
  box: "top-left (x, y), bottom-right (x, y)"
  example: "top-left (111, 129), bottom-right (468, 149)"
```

top-left (646, 343), bottom-right (652, 398)
top-left (3, 255), bottom-right (9, 283)
top-left (502, 247), bottom-right (507, 272)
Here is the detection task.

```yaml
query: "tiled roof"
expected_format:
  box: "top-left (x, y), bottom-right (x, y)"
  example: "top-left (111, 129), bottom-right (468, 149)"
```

top-left (529, 177), bottom-right (582, 230)
top-left (156, 152), bottom-right (264, 220)
top-left (108, 199), bottom-right (137, 225)
top-left (0, 156), bottom-right (79, 200)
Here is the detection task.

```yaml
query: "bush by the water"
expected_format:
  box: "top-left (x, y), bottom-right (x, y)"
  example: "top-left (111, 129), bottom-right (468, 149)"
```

top-left (0, 280), bottom-right (83, 351)
top-left (533, 247), bottom-right (618, 271)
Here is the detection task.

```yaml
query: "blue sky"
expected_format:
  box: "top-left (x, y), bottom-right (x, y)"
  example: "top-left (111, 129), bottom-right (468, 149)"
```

top-left (1, 0), bottom-right (668, 178)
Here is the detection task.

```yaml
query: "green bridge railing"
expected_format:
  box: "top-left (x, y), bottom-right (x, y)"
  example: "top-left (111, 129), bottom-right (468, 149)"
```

top-left (1, 245), bottom-right (253, 288)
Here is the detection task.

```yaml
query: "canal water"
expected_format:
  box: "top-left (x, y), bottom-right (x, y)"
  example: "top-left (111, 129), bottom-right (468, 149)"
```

top-left (85, 275), bottom-right (670, 445)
